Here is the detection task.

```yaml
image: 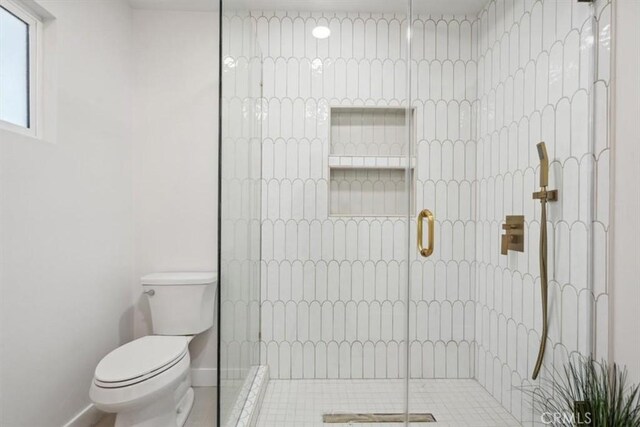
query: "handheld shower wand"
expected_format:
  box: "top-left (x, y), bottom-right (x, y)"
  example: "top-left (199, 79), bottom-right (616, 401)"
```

top-left (531, 142), bottom-right (558, 380)
top-left (537, 142), bottom-right (549, 187)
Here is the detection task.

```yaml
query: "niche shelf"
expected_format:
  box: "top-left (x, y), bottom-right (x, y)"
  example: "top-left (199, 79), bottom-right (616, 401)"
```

top-left (328, 155), bottom-right (416, 169)
top-left (328, 106), bottom-right (415, 217)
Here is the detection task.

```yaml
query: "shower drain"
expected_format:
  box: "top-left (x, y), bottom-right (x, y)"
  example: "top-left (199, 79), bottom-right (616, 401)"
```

top-left (322, 413), bottom-right (437, 423)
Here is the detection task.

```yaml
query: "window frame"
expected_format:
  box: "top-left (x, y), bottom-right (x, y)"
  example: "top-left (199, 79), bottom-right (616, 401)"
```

top-left (0, 0), bottom-right (42, 138)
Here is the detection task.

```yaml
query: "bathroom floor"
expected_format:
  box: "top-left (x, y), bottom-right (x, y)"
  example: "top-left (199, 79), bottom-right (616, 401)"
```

top-left (256, 379), bottom-right (521, 427)
top-left (94, 387), bottom-right (216, 427)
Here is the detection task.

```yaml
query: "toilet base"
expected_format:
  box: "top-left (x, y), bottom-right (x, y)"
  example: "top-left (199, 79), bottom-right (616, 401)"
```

top-left (113, 377), bottom-right (194, 427)
top-left (176, 387), bottom-right (194, 427)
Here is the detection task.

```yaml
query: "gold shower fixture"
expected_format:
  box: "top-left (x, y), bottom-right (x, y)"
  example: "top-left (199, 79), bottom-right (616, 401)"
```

top-left (531, 141), bottom-right (558, 380)
top-left (532, 141), bottom-right (558, 202)
top-left (501, 215), bottom-right (525, 255)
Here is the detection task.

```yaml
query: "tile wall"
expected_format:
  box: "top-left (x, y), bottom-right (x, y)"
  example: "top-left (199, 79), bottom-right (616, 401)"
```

top-left (473, 0), bottom-right (611, 423)
top-left (253, 10), bottom-right (479, 380)
top-left (408, 12), bottom-right (479, 380)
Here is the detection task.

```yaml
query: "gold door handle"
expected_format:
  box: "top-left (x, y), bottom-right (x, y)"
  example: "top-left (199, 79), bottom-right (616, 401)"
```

top-left (417, 209), bottom-right (434, 257)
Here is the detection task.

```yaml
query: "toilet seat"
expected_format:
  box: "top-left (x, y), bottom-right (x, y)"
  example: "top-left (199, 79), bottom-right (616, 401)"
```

top-left (90, 345), bottom-right (191, 415)
top-left (94, 336), bottom-right (188, 389)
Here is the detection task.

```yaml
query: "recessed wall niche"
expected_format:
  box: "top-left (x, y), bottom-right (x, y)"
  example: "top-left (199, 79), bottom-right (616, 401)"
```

top-left (328, 106), bottom-right (415, 217)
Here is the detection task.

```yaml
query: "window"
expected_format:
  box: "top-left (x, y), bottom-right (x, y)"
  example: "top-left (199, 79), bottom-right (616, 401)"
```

top-left (0, 0), bottom-right (41, 135)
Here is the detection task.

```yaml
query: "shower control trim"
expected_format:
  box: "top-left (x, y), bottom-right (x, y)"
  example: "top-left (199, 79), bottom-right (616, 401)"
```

top-left (500, 215), bottom-right (525, 255)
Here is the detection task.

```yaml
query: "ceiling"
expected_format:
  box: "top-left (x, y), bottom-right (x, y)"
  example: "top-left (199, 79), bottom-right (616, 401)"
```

top-left (414, 0), bottom-right (487, 15)
top-left (229, 0), bottom-right (487, 15)
top-left (130, 0), bottom-right (488, 15)
top-left (129, 0), bottom-right (218, 11)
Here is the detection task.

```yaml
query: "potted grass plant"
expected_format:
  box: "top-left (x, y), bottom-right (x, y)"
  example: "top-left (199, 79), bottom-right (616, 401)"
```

top-left (524, 357), bottom-right (640, 426)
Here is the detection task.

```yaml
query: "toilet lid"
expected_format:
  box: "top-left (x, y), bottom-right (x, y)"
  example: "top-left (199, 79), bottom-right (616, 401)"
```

top-left (95, 336), bottom-right (188, 384)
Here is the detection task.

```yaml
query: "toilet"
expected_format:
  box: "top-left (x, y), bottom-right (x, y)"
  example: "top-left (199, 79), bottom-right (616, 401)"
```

top-left (90, 272), bottom-right (217, 427)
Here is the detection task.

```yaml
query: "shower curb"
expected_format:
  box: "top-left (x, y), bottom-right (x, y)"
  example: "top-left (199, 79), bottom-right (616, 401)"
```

top-left (236, 365), bottom-right (269, 427)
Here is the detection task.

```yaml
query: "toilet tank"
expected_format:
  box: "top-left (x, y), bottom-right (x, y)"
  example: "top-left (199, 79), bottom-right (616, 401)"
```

top-left (141, 272), bottom-right (217, 335)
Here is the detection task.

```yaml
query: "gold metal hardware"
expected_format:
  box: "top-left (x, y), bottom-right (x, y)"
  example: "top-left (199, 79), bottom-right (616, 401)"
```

top-left (417, 209), bottom-right (434, 257)
top-left (500, 215), bottom-right (525, 255)
top-left (536, 141), bottom-right (550, 187)
top-left (531, 142), bottom-right (559, 380)
top-left (532, 189), bottom-right (558, 202)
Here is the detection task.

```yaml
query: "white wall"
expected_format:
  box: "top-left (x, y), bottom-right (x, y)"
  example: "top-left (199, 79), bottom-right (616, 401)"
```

top-left (131, 9), bottom-right (219, 380)
top-left (0, 0), bottom-right (134, 425)
top-left (612, 0), bottom-right (640, 385)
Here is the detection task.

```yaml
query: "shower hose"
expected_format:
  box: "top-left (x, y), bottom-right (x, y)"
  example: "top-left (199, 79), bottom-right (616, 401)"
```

top-left (532, 197), bottom-right (549, 380)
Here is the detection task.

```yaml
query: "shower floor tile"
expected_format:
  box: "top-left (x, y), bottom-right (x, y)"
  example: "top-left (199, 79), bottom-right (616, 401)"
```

top-left (255, 379), bottom-right (521, 427)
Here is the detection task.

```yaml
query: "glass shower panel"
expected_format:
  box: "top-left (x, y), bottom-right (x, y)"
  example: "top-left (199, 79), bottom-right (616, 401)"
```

top-left (218, 5), bottom-right (263, 426)
top-left (219, 1), bottom-right (416, 425)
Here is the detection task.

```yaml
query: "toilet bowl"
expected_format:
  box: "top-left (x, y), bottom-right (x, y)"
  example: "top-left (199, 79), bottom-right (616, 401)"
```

top-left (90, 272), bottom-right (216, 427)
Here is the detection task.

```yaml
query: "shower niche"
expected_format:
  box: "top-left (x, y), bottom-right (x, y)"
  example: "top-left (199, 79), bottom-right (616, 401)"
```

top-left (328, 106), bottom-right (415, 216)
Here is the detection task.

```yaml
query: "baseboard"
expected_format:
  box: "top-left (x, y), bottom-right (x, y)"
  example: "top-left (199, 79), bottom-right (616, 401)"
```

top-left (191, 367), bottom-right (218, 387)
top-left (63, 403), bottom-right (104, 427)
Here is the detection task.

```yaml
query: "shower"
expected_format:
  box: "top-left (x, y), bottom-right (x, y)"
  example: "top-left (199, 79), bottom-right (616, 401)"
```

top-left (217, 0), bottom-right (612, 425)
top-left (531, 142), bottom-right (558, 380)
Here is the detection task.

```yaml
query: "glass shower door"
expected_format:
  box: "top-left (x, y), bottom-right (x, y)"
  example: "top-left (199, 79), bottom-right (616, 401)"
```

top-left (406, 0), bottom-right (603, 425)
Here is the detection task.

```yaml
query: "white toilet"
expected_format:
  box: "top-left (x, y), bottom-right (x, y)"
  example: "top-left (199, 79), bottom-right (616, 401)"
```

top-left (90, 272), bottom-right (217, 427)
